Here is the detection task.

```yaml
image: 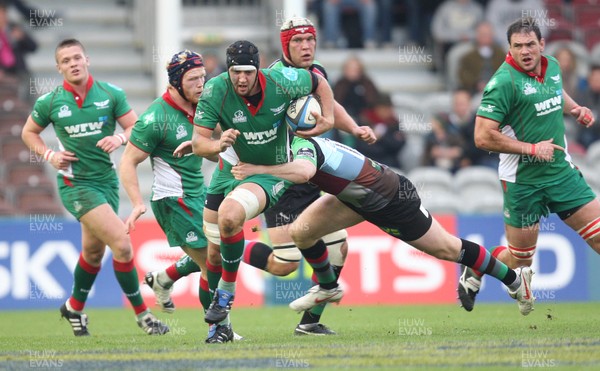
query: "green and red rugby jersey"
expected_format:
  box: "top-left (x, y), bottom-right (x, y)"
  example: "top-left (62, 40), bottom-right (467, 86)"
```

top-left (31, 75), bottom-right (132, 181)
top-left (477, 54), bottom-right (575, 184)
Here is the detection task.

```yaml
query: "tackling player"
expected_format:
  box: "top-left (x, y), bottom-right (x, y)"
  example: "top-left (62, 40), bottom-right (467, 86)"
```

top-left (230, 136), bottom-right (535, 317)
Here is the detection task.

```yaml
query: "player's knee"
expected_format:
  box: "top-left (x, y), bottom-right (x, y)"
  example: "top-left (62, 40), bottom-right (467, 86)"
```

top-left (225, 188), bottom-right (261, 222)
top-left (288, 225), bottom-right (313, 248)
top-left (218, 213), bottom-right (243, 236)
top-left (106, 235), bottom-right (133, 261)
top-left (112, 246), bottom-right (133, 262)
top-left (82, 248), bottom-right (104, 266)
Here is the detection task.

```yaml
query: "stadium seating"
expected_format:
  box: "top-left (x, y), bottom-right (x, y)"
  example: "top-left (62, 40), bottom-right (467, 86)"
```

top-left (454, 166), bottom-right (500, 193)
top-left (585, 141), bottom-right (600, 167)
top-left (6, 162), bottom-right (53, 188)
top-left (407, 166), bottom-right (453, 194)
top-left (14, 184), bottom-right (63, 215)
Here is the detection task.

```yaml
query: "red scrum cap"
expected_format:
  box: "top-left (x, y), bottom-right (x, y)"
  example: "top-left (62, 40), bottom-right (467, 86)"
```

top-left (280, 17), bottom-right (317, 61)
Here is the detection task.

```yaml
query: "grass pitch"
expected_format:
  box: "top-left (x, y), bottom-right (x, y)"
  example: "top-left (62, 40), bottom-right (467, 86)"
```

top-left (1, 302), bottom-right (599, 370)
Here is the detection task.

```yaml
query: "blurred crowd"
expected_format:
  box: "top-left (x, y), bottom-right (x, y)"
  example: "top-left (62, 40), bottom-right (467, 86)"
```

top-left (317, 0), bottom-right (600, 174)
top-left (2, 0), bottom-right (600, 215)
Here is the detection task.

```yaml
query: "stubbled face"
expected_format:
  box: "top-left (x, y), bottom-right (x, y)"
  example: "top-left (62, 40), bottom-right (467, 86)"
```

top-left (56, 45), bottom-right (90, 85)
top-left (181, 67), bottom-right (206, 104)
top-left (509, 31), bottom-right (545, 74)
top-left (229, 68), bottom-right (258, 97)
top-left (288, 33), bottom-right (316, 69)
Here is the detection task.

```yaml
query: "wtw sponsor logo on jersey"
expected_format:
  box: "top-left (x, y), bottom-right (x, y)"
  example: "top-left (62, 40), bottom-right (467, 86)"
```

top-left (64, 118), bottom-right (106, 137)
top-left (534, 95), bottom-right (562, 116)
top-left (243, 126), bottom-right (280, 145)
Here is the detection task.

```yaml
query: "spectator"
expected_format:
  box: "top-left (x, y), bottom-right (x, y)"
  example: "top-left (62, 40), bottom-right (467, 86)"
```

top-left (457, 90), bottom-right (500, 169)
top-left (576, 65), bottom-right (600, 149)
top-left (553, 46), bottom-right (588, 154)
top-left (202, 50), bottom-right (225, 81)
top-left (0, 1), bottom-right (36, 79)
top-left (403, 0), bottom-right (439, 47)
top-left (355, 93), bottom-right (406, 169)
top-left (322, 0), bottom-right (377, 49)
top-left (332, 55), bottom-right (379, 120)
top-left (377, 0), bottom-right (394, 48)
top-left (485, 0), bottom-right (548, 45)
top-left (553, 46), bottom-right (586, 98)
top-left (431, 0), bottom-right (483, 72)
top-left (422, 89), bottom-right (470, 172)
top-left (457, 21), bottom-right (506, 94)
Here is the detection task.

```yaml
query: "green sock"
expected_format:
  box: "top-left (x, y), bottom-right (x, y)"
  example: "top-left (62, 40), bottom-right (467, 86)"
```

top-left (175, 255), bottom-right (201, 276)
top-left (69, 254), bottom-right (100, 311)
top-left (206, 259), bottom-right (222, 299)
top-left (113, 259), bottom-right (147, 315)
top-left (199, 276), bottom-right (211, 311)
top-left (219, 231), bottom-right (245, 294)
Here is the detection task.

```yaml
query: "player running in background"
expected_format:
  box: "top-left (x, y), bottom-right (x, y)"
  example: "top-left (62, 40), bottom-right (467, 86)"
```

top-left (21, 39), bottom-right (169, 336)
top-left (192, 40), bottom-right (335, 341)
top-left (119, 50), bottom-right (244, 343)
top-left (457, 17), bottom-right (599, 311)
top-left (231, 136), bottom-right (535, 317)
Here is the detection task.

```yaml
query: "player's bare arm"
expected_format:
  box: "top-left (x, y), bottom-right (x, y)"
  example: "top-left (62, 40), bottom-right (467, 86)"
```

top-left (96, 110), bottom-right (138, 154)
top-left (22, 115), bottom-right (79, 170)
top-left (332, 101), bottom-right (377, 144)
top-left (231, 159), bottom-right (316, 184)
top-left (474, 115), bottom-right (564, 161)
top-left (119, 143), bottom-right (150, 233)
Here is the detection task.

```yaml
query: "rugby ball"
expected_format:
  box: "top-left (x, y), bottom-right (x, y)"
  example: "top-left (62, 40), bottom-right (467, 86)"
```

top-left (285, 95), bottom-right (321, 132)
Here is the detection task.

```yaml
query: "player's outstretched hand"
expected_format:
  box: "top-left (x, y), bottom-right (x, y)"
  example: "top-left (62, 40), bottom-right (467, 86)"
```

top-left (570, 105), bottom-right (595, 128)
top-left (48, 150), bottom-right (78, 170)
top-left (353, 125), bottom-right (377, 144)
top-left (532, 138), bottom-right (564, 161)
top-left (125, 204), bottom-right (146, 234)
top-left (295, 111), bottom-right (333, 138)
